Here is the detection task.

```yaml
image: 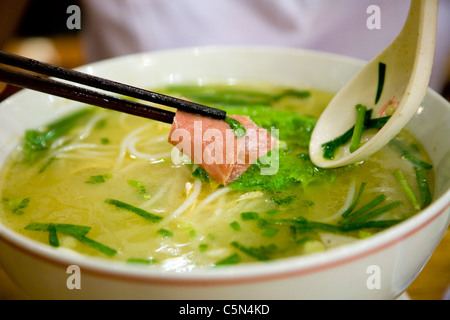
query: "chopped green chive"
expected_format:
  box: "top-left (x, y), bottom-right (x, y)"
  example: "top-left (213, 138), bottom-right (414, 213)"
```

top-left (86, 174), bottom-right (112, 184)
top-left (349, 201), bottom-right (403, 224)
top-left (48, 223), bottom-right (59, 247)
top-left (127, 180), bottom-right (151, 199)
top-left (394, 170), bottom-right (421, 210)
top-left (229, 221), bottom-right (241, 231)
top-left (415, 167), bottom-right (432, 208)
top-left (225, 116), bottom-right (247, 138)
top-left (24, 222), bottom-right (116, 256)
top-left (350, 104), bottom-right (367, 153)
top-left (157, 228), bottom-right (173, 237)
top-left (375, 62), bottom-right (386, 105)
top-left (240, 211), bottom-right (259, 220)
top-left (105, 199), bottom-right (163, 222)
top-left (230, 241), bottom-right (276, 261)
top-left (262, 227), bottom-right (279, 238)
top-left (341, 182), bottom-right (367, 218)
top-left (3, 197), bottom-right (30, 215)
top-left (199, 243), bottom-right (209, 252)
top-left (339, 194), bottom-right (387, 225)
top-left (126, 257), bottom-right (157, 265)
top-left (215, 253), bottom-right (241, 266)
top-left (100, 137), bottom-right (110, 145)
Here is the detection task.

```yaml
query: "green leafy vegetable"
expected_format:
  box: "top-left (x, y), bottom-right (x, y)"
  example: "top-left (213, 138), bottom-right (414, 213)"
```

top-left (394, 170), bottom-right (421, 210)
top-left (390, 139), bottom-right (433, 170)
top-left (126, 257), bottom-right (157, 265)
top-left (105, 199), bottom-right (163, 222)
top-left (225, 116), bottom-right (247, 137)
top-left (339, 194), bottom-right (387, 225)
top-left (192, 166), bottom-right (210, 182)
top-left (127, 180), bottom-right (151, 199)
top-left (341, 182), bottom-right (367, 218)
top-left (86, 174), bottom-right (112, 184)
top-left (414, 167), bottom-right (432, 209)
top-left (23, 108), bottom-right (93, 164)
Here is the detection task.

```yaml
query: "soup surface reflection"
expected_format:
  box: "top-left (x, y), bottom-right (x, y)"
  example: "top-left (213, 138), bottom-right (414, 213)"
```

top-left (0, 84), bottom-right (433, 270)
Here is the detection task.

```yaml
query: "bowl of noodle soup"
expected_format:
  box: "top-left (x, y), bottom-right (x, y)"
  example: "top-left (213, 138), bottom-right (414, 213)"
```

top-left (0, 47), bottom-right (448, 299)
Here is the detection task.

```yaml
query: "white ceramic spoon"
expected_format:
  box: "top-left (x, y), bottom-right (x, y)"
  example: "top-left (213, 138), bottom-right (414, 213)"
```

top-left (309, 0), bottom-right (438, 168)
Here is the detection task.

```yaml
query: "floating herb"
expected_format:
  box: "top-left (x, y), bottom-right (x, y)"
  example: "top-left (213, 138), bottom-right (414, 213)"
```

top-left (105, 199), bottom-right (163, 222)
top-left (230, 241), bottom-right (277, 261)
top-left (341, 182), bottom-right (367, 218)
top-left (3, 197), bottom-right (30, 215)
top-left (415, 167), bottom-right (432, 208)
top-left (157, 228), bottom-right (173, 237)
top-left (127, 180), bottom-right (151, 200)
top-left (24, 222), bottom-right (117, 256)
top-left (240, 211), bottom-right (259, 221)
top-left (192, 166), bottom-right (210, 182)
top-left (215, 253), bottom-right (241, 266)
top-left (225, 116), bottom-right (247, 138)
top-left (126, 257), bottom-right (157, 265)
top-left (86, 174), bottom-right (112, 184)
top-left (339, 194), bottom-right (387, 225)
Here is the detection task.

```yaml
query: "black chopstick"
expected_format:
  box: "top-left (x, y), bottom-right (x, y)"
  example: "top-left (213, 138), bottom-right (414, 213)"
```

top-left (0, 51), bottom-right (227, 121)
top-left (0, 65), bottom-right (176, 123)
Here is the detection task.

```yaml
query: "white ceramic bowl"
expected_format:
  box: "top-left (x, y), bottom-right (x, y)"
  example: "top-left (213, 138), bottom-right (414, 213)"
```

top-left (0, 47), bottom-right (448, 300)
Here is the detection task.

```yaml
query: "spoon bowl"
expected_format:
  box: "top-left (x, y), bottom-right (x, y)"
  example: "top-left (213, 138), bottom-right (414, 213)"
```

top-left (309, 0), bottom-right (439, 168)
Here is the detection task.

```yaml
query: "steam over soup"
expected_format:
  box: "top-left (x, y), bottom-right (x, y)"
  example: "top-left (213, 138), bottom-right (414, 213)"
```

top-left (0, 84), bottom-right (433, 270)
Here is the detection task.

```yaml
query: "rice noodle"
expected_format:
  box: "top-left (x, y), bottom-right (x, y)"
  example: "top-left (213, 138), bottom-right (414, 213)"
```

top-left (127, 137), bottom-right (171, 161)
top-left (165, 179), bottom-right (202, 222)
top-left (194, 187), bottom-right (231, 212)
top-left (78, 113), bottom-right (108, 140)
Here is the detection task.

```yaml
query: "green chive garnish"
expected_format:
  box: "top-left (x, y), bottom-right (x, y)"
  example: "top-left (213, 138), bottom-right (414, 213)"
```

top-left (105, 199), bottom-right (163, 222)
top-left (394, 170), bottom-right (421, 210)
top-left (415, 167), bottom-right (432, 208)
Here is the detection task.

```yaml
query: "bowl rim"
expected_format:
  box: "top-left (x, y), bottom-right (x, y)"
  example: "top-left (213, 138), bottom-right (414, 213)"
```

top-left (0, 46), bottom-right (449, 286)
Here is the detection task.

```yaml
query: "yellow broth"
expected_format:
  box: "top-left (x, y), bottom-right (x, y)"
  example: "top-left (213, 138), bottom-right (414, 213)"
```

top-left (0, 84), bottom-right (433, 270)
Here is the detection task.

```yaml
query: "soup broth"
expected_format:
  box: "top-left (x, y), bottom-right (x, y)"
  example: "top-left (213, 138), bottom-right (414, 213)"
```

top-left (0, 84), bottom-right (433, 270)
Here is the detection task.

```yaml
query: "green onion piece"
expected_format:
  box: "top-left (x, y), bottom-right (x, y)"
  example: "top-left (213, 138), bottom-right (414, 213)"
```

top-left (341, 182), bottom-right (367, 218)
top-left (24, 222), bottom-right (116, 256)
top-left (415, 167), bottom-right (432, 208)
top-left (394, 170), bottom-right (421, 210)
top-left (350, 201), bottom-right (403, 223)
top-left (403, 154), bottom-right (433, 170)
top-left (339, 194), bottom-right (387, 225)
top-left (375, 62), bottom-right (386, 105)
top-left (126, 257), bottom-right (157, 265)
top-left (262, 227), bottom-right (279, 238)
top-left (4, 197), bottom-right (30, 215)
top-left (25, 222), bottom-right (91, 237)
top-left (86, 174), bottom-right (112, 184)
top-left (127, 180), bottom-right (150, 199)
top-left (229, 221), bottom-right (241, 231)
top-left (105, 199), bottom-right (163, 222)
top-left (321, 127), bottom-right (354, 160)
top-left (48, 223), bottom-right (59, 247)
top-left (215, 253), bottom-right (241, 266)
top-left (76, 236), bottom-right (117, 257)
top-left (350, 104), bottom-right (367, 153)
top-left (340, 219), bottom-right (404, 231)
top-left (230, 241), bottom-right (275, 261)
top-left (225, 116), bottom-right (247, 138)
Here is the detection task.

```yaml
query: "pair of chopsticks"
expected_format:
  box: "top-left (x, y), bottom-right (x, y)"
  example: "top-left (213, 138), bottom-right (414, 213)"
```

top-left (0, 51), bottom-right (226, 124)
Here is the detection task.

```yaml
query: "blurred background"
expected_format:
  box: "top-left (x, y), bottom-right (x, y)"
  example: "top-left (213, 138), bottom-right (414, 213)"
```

top-left (0, 0), bottom-right (448, 300)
